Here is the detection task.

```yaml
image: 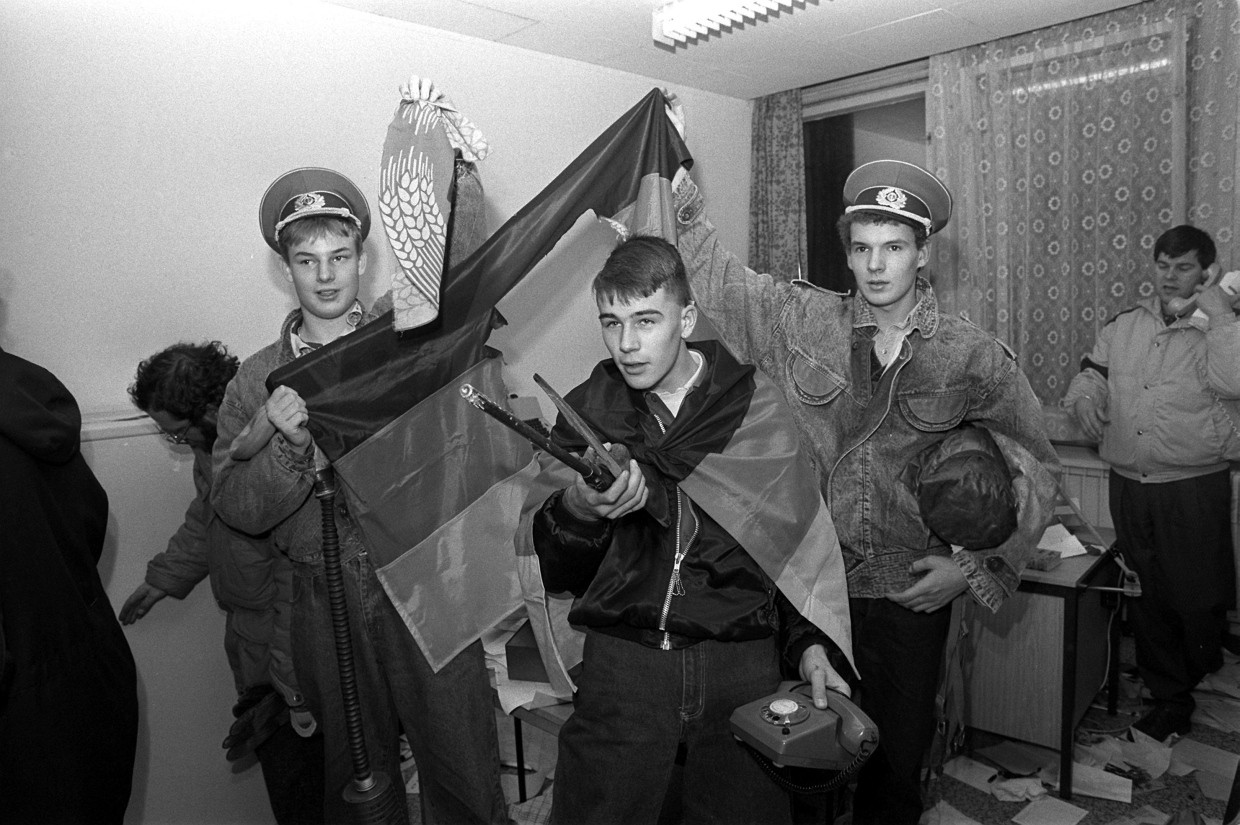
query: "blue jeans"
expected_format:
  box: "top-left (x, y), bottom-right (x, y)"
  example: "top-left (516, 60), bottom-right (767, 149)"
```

top-left (292, 551), bottom-right (509, 825)
top-left (551, 630), bottom-right (792, 825)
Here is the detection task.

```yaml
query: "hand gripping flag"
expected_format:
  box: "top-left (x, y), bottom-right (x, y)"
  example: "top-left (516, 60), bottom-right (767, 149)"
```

top-left (267, 89), bottom-right (691, 671)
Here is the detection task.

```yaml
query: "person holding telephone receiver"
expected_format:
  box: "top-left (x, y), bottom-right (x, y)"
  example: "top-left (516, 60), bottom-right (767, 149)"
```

top-left (1065, 224), bottom-right (1240, 743)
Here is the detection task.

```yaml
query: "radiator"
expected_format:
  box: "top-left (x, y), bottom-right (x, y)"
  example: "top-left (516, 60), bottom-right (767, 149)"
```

top-left (1055, 446), bottom-right (1113, 530)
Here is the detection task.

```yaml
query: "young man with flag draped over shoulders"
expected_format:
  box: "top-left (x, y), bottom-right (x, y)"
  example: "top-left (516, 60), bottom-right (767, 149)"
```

top-left (525, 235), bottom-right (855, 825)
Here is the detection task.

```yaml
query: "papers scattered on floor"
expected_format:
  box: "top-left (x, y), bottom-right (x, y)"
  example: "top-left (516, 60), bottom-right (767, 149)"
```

top-left (917, 799), bottom-right (984, 825)
top-left (943, 755), bottom-right (998, 794)
top-left (1170, 736), bottom-right (1240, 779)
top-left (989, 777), bottom-right (1046, 802)
top-left (1012, 794), bottom-right (1088, 825)
top-left (1192, 696), bottom-right (1240, 734)
top-left (1099, 804), bottom-right (1170, 825)
top-left (1041, 760), bottom-right (1132, 803)
top-left (1077, 733), bottom-right (1172, 779)
top-left (1194, 767), bottom-right (1234, 802)
top-left (508, 782), bottom-right (553, 825)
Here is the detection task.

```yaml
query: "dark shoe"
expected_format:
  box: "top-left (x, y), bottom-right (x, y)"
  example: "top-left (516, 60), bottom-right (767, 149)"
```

top-left (1132, 704), bottom-right (1192, 743)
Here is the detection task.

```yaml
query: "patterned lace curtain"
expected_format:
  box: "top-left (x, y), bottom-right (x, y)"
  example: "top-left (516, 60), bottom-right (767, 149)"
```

top-left (749, 89), bottom-right (807, 281)
top-left (927, 0), bottom-right (1240, 404)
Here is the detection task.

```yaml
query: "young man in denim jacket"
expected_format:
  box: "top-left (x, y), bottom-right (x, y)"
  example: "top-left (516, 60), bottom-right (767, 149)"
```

top-left (210, 168), bottom-right (508, 825)
top-left (672, 160), bottom-right (1058, 825)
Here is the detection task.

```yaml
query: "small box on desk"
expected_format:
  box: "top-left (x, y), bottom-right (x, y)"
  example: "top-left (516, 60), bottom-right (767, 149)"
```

top-left (505, 620), bottom-right (549, 683)
top-left (1026, 548), bottom-right (1063, 572)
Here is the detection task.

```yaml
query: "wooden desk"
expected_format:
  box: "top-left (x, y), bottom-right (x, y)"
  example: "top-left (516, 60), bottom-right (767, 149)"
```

top-left (964, 546), bottom-right (1122, 801)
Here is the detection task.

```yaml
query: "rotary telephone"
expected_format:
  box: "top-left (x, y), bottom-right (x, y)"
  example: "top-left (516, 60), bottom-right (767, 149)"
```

top-left (730, 682), bottom-right (879, 792)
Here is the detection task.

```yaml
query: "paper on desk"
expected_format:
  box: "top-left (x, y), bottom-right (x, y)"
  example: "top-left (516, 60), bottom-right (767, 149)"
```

top-left (1012, 795), bottom-right (1088, 825)
top-left (1037, 523), bottom-right (1088, 558)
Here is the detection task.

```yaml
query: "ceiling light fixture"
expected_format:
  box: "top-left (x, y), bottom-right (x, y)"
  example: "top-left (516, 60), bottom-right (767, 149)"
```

top-left (652, 0), bottom-right (800, 48)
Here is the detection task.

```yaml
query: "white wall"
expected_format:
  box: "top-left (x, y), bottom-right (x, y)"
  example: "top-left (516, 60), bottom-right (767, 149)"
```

top-left (1, 1), bottom-right (753, 822)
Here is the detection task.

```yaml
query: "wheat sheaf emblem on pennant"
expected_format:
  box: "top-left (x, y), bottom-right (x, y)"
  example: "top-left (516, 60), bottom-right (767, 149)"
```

top-left (380, 150), bottom-right (445, 331)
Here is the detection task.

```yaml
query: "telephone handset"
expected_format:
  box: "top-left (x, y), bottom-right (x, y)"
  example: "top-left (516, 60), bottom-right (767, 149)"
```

top-left (1165, 264), bottom-right (1240, 317)
top-left (729, 681), bottom-right (878, 772)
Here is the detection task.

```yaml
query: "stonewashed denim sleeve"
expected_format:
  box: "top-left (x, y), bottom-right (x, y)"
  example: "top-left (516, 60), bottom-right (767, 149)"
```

top-left (673, 172), bottom-right (793, 366)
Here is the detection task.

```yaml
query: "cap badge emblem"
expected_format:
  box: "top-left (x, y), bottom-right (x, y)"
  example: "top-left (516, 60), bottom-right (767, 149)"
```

top-left (876, 187), bottom-right (908, 210)
top-left (292, 192), bottom-right (327, 214)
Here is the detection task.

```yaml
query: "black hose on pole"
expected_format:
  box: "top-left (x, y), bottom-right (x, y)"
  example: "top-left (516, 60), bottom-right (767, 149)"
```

top-left (314, 465), bottom-right (408, 825)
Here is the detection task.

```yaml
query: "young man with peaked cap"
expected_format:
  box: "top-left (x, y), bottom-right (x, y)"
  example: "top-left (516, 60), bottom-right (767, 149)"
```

top-left (210, 168), bottom-right (509, 824)
top-left (672, 159), bottom-right (1058, 824)
top-left (1064, 225), bottom-right (1240, 743)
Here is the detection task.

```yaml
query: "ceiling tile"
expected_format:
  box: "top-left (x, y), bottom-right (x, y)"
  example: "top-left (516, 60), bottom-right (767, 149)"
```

top-left (317, 0), bottom-right (1149, 98)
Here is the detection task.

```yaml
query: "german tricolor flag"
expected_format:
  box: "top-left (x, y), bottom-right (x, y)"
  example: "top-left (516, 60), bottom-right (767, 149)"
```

top-left (268, 89), bottom-right (691, 671)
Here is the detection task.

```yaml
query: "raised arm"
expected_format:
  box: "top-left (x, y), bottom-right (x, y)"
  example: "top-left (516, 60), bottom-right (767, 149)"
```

top-left (1199, 284), bottom-right (1240, 398)
top-left (672, 170), bottom-right (794, 365)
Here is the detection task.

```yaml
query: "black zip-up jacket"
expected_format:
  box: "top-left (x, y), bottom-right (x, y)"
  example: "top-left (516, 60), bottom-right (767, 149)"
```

top-left (532, 341), bottom-right (830, 668)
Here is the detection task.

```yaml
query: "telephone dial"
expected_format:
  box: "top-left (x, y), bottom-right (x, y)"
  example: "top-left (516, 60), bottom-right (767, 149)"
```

top-left (730, 681), bottom-right (878, 788)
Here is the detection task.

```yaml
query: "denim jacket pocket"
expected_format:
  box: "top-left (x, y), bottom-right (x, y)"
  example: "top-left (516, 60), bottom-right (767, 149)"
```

top-left (898, 391), bottom-right (969, 432)
top-left (789, 352), bottom-right (845, 406)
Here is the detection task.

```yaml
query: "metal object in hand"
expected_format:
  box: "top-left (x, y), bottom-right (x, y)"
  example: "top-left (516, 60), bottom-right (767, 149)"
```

top-left (532, 373), bottom-right (624, 477)
top-left (460, 384), bottom-right (616, 491)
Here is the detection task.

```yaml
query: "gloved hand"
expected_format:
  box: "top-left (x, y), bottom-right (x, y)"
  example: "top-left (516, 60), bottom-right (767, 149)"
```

top-left (223, 686), bottom-right (289, 762)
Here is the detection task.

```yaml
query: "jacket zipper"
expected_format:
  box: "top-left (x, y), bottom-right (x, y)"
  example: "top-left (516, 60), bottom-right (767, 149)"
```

top-left (651, 412), bottom-right (699, 650)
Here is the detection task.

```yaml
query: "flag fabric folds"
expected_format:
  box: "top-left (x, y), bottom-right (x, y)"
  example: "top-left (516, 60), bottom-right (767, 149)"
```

top-left (267, 89), bottom-right (691, 669)
top-left (334, 353), bottom-right (537, 671)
